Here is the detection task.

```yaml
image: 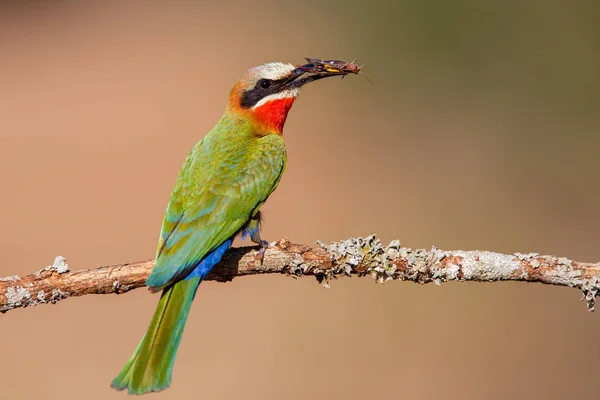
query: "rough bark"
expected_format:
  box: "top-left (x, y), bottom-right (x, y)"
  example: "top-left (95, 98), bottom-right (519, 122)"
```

top-left (1, 235), bottom-right (599, 314)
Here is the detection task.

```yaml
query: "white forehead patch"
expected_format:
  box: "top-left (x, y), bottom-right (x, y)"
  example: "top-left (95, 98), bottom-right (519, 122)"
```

top-left (252, 88), bottom-right (300, 109)
top-left (257, 62), bottom-right (296, 81)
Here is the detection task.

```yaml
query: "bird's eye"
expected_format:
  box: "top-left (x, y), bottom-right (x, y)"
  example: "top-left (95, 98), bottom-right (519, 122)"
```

top-left (258, 79), bottom-right (271, 89)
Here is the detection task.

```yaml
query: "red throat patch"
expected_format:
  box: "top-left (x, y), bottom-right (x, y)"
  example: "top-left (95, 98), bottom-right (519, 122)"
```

top-left (252, 97), bottom-right (296, 133)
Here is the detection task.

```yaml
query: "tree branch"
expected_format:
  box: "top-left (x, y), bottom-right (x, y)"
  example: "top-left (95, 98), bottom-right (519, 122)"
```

top-left (2, 235), bottom-right (599, 314)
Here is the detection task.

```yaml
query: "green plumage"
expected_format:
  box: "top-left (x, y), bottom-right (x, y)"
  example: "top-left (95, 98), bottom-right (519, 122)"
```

top-left (111, 110), bottom-right (287, 394)
top-left (111, 277), bottom-right (200, 394)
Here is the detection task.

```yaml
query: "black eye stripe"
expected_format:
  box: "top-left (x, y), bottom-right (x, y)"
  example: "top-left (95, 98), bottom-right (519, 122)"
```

top-left (240, 77), bottom-right (289, 108)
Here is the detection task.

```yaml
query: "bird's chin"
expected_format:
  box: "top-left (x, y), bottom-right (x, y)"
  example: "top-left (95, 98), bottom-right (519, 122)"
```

top-left (251, 89), bottom-right (299, 109)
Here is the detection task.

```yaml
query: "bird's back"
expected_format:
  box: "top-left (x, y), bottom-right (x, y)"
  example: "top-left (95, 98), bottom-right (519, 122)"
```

top-left (146, 113), bottom-right (287, 289)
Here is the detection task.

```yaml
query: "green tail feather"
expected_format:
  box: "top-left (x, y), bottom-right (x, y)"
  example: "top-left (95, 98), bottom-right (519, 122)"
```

top-left (111, 277), bottom-right (202, 395)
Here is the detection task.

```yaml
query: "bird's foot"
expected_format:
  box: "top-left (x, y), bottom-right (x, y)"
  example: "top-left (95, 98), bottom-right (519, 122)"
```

top-left (257, 240), bottom-right (269, 265)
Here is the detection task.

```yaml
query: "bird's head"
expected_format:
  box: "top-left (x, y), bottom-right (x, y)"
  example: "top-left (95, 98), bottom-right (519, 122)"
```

top-left (227, 61), bottom-right (344, 134)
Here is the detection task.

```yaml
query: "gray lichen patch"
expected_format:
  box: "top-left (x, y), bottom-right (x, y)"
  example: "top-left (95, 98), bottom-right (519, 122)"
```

top-left (111, 281), bottom-right (133, 293)
top-left (513, 252), bottom-right (542, 270)
top-left (314, 235), bottom-right (386, 286)
top-left (35, 255), bottom-right (69, 276)
top-left (430, 257), bottom-right (460, 282)
top-left (317, 236), bottom-right (456, 284)
top-left (557, 257), bottom-right (573, 267)
top-left (406, 248), bottom-right (444, 275)
top-left (370, 240), bottom-right (405, 283)
top-left (319, 234), bottom-right (384, 276)
top-left (514, 252), bottom-right (539, 261)
top-left (289, 254), bottom-right (312, 276)
top-left (6, 286), bottom-right (31, 308)
top-left (581, 278), bottom-right (599, 311)
top-left (312, 268), bottom-right (334, 288)
top-left (543, 258), bottom-right (584, 283)
top-left (388, 245), bottom-right (448, 283)
top-left (370, 263), bottom-right (397, 284)
top-left (113, 280), bottom-right (120, 291)
top-left (385, 239), bottom-right (402, 259)
top-left (454, 251), bottom-right (520, 281)
top-left (51, 256), bottom-right (69, 273)
top-left (37, 290), bottom-right (46, 303)
top-left (51, 289), bottom-right (69, 303)
top-left (0, 275), bottom-right (20, 282)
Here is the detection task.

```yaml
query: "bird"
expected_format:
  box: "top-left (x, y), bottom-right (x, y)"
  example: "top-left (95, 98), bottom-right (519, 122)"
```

top-left (110, 59), bottom-right (356, 395)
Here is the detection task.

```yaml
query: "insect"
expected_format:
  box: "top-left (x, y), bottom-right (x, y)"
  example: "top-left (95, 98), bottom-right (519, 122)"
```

top-left (303, 58), bottom-right (362, 76)
top-left (300, 58), bottom-right (371, 83)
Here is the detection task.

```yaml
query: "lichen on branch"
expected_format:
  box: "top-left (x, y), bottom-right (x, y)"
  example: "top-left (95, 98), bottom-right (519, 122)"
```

top-left (1, 235), bottom-right (599, 314)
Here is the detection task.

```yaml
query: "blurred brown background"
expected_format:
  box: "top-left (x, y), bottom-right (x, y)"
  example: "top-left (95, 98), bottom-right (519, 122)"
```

top-left (1, 1), bottom-right (599, 399)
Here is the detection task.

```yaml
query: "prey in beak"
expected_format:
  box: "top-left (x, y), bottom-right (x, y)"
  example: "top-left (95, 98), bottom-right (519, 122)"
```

top-left (302, 58), bottom-right (362, 76)
top-left (282, 58), bottom-right (363, 89)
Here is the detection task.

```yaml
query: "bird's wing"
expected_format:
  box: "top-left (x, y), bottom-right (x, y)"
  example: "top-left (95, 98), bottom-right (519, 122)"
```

top-left (145, 135), bottom-right (286, 290)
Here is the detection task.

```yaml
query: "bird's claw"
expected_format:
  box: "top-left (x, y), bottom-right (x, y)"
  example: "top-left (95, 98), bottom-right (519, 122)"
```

top-left (258, 240), bottom-right (269, 265)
